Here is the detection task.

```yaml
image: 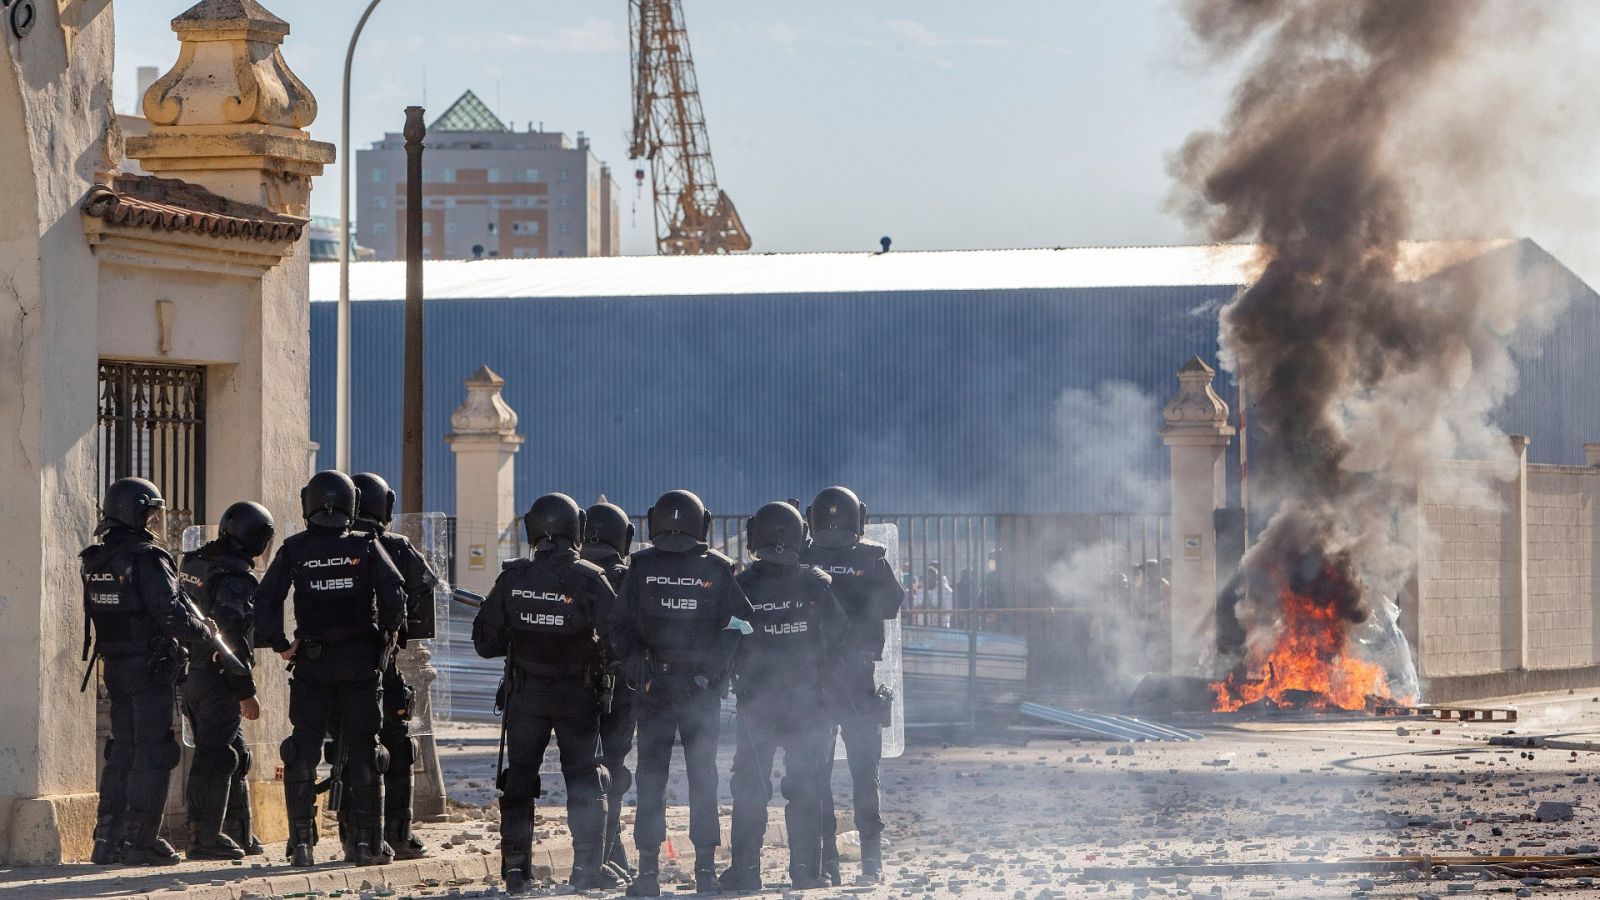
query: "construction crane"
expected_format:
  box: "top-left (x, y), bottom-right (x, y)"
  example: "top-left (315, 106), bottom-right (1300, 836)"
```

top-left (629, 0), bottom-right (751, 255)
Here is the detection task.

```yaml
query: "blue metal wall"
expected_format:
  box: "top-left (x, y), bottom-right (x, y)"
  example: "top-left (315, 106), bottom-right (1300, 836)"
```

top-left (309, 240), bottom-right (1600, 518)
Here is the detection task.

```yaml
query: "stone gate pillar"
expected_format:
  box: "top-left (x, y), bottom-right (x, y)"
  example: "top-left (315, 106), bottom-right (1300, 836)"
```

top-left (1161, 357), bottom-right (1235, 677)
top-left (445, 366), bottom-right (524, 597)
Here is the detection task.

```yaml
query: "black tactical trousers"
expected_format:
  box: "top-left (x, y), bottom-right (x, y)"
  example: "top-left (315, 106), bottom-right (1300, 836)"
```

top-left (820, 661), bottom-right (884, 845)
top-left (500, 681), bottom-right (604, 878)
top-left (378, 658), bottom-right (416, 830)
top-left (282, 639), bottom-right (384, 831)
top-left (181, 662), bottom-right (248, 838)
top-left (729, 699), bottom-right (830, 881)
top-left (633, 684), bottom-right (722, 852)
top-left (599, 685), bottom-right (637, 868)
top-left (100, 655), bottom-right (183, 831)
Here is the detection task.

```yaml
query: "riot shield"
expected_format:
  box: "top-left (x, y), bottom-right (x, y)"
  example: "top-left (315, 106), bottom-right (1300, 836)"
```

top-left (832, 523), bottom-right (905, 760)
top-left (390, 512), bottom-right (452, 727)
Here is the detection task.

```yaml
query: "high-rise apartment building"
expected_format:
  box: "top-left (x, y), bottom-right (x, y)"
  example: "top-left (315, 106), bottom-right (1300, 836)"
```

top-left (356, 91), bottom-right (621, 260)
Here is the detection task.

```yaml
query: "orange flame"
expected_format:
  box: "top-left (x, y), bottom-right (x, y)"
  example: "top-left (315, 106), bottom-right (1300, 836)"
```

top-left (1212, 565), bottom-right (1393, 712)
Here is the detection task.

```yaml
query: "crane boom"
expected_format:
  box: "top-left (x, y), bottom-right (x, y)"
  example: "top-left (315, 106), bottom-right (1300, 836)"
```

top-left (629, 0), bottom-right (751, 255)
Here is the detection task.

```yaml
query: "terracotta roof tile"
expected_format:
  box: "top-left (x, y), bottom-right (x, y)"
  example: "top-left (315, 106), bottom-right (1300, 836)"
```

top-left (82, 174), bottom-right (306, 243)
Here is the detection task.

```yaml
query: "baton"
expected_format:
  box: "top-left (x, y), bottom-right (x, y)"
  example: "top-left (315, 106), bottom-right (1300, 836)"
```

top-left (452, 587), bottom-right (486, 609)
top-left (180, 593), bottom-right (251, 677)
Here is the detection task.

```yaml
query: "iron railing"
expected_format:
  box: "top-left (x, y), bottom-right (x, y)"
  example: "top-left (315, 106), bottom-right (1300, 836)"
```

top-left (96, 360), bottom-right (206, 544)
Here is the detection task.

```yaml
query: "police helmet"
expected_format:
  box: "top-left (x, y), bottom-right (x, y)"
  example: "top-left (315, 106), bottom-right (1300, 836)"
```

top-left (96, 477), bottom-right (166, 538)
top-left (647, 489), bottom-right (710, 553)
top-left (584, 502), bottom-right (634, 557)
top-left (352, 472), bottom-right (396, 525)
top-left (301, 470), bottom-right (358, 529)
top-left (748, 501), bottom-right (807, 564)
top-left (219, 501), bottom-right (276, 559)
top-left (525, 493), bottom-right (585, 549)
top-left (807, 485), bottom-right (867, 549)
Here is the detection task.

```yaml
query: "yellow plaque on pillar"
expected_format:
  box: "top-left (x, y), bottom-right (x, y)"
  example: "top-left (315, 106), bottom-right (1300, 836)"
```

top-left (468, 544), bottom-right (487, 570)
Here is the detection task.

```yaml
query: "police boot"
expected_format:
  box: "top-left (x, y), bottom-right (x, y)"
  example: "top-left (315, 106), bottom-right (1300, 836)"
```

top-left (625, 851), bottom-right (660, 897)
top-left (718, 846), bottom-right (761, 893)
top-left (568, 796), bottom-right (612, 890)
top-left (223, 775), bottom-right (265, 855)
top-left (569, 841), bottom-right (612, 890)
top-left (694, 845), bottom-right (720, 895)
top-left (820, 839), bottom-right (841, 886)
top-left (857, 832), bottom-right (884, 884)
top-left (501, 799), bottom-right (535, 894)
top-left (386, 813), bottom-right (428, 861)
top-left (789, 860), bottom-right (825, 890)
top-left (287, 817), bottom-right (317, 867)
top-left (120, 815), bottom-right (181, 866)
top-left (90, 814), bottom-right (121, 865)
top-left (187, 821), bottom-right (244, 861)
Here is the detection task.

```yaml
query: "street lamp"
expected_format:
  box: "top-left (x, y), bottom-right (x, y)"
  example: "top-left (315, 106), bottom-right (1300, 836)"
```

top-left (336, 0), bottom-right (385, 472)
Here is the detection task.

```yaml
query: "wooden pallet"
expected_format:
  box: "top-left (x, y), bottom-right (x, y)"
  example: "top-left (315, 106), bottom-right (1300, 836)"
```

top-left (1374, 704), bottom-right (1518, 723)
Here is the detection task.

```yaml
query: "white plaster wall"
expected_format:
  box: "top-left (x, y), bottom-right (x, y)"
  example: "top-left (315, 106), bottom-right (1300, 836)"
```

top-left (97, 263), bottom-right (251, 364)
top-left (1525, 466), bottom-right (1600, 670)
top-left (0, 4), bottom-right (115, 812)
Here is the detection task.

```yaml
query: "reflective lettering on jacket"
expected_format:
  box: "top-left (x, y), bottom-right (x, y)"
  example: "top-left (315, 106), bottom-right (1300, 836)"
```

top-left (289, 538), bottom-right (375, 640)
top-left (500, 560), bottom-right (597, 677)
top-left (81, 544), bottom-right (148, 653)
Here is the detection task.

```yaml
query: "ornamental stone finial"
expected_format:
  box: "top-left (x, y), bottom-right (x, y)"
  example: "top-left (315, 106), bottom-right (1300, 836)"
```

top-left (143, 0), bottom-right (316, 130)
top-left (448, 365), bottom-right (521, 438)
top-left (1161, 356), bottom-right (1235, 440)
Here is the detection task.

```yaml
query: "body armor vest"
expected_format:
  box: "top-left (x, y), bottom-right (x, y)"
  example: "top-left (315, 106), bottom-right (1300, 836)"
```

top-left (501, 558), bottom-right (599, 678)
top-left (632, 551), bottom-right (728, 665)
top-left (290, 534), bottom-right (377, 641)
top-left (803, 541), bottom-right (892, 657)
top-left (81, 541), bottom-right (164, 656)
top-left (737, 565), bottom-right (831, 692)
top-left (180, 548), bottom-right (251, 619)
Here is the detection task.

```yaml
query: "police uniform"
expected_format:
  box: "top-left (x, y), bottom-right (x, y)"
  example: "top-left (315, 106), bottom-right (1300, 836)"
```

top-left (803, 487), bottom-right (906, 884)
top-left (724, 557), bottom-right (847, 890)
top-left (179, 539), bottom-right (261, 858)
top-left (83, 521), bottom-right (214, 866)
top-left (256, 511), bottom-right (406, 866)
top-left (346, 516), bottom-right (438, 859)
top-left (582, 540), bottom-right (636, 875)
top-left (607, 491), bottom-right (753, 897)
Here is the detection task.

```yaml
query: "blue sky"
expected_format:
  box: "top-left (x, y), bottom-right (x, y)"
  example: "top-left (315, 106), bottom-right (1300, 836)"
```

top-left (115, 1), bottom-right (1238, 257)
top-left (114, 1), bottom-right (1598, 278)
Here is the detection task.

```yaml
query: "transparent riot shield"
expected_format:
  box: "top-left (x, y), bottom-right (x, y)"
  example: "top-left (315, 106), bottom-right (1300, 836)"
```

top-left (390, 512), bottom-right (452, 731)
top-left (832, 523), bottom-right (905, 760)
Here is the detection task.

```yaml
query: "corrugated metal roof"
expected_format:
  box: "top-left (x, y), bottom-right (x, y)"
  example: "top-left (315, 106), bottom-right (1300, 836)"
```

top-left (309, 241), bottom-right (1511, 302)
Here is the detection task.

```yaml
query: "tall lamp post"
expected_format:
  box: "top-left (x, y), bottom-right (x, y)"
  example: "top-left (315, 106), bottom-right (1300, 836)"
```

top-left (336, 0), bottom-right (385, 472)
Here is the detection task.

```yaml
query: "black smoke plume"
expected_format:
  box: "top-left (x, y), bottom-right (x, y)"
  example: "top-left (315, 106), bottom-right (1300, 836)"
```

top-left (1169, 0), bottom-right (1576, 683)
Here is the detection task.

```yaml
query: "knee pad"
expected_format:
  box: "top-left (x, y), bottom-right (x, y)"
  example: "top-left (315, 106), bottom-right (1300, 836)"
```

top-left (279, 737), bottom-right (297, 766)
top-left (145, 735), bottom-right (182, 771)
top-left (382, 730), bottom-right (417, 770)
top-left (502, 769), bottom-right (541, 806)
top-left (730, 766), bottom-right (771, 803)
top-left (610, 766), bottom-right (632, 799)
top-left (235, 744), bottom-right (254, 777)
top-left (193, 744), bottom-right (239, 776)
top-left (280, 737), bottom-right (315, 780)
top-left (103, 739), bottom-right (115, 762)
top-left (374, 745), bottom-right (391, 775)
top-left (563, 764), bottom-right (603, 805)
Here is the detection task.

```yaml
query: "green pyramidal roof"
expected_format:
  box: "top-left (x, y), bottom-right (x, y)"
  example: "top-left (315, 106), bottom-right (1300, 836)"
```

top-left (429, 90), bottom-right (509, 133)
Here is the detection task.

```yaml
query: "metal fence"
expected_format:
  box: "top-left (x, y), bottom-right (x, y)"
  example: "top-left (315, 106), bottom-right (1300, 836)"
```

top-left (441, 511), bottom-right (1167, 711)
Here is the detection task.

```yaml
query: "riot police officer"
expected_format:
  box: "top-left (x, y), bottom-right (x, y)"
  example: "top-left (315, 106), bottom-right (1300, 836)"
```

top-left (803, 486), bottom-right (905, 884)
top-left (179, 501), bottom-right (275, 860)
top-left (473, 493), bottom-right (618, 892)
top-left (721, 502), bottom-right (847, 892)
top-left (256, 471), bottom-right (407, 867)
top-left (608, 489), bottom-right (754, 897)
top-left (81, 478), bottom-right (218, 866)
top-left (581, 500), bottom-right (638, 880)
top-left (348, 472), bottom-right (439, 861)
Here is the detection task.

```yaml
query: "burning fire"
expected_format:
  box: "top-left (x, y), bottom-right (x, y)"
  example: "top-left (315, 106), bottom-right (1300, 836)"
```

top-left (1212, 562), bottom-right (1395, 712)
